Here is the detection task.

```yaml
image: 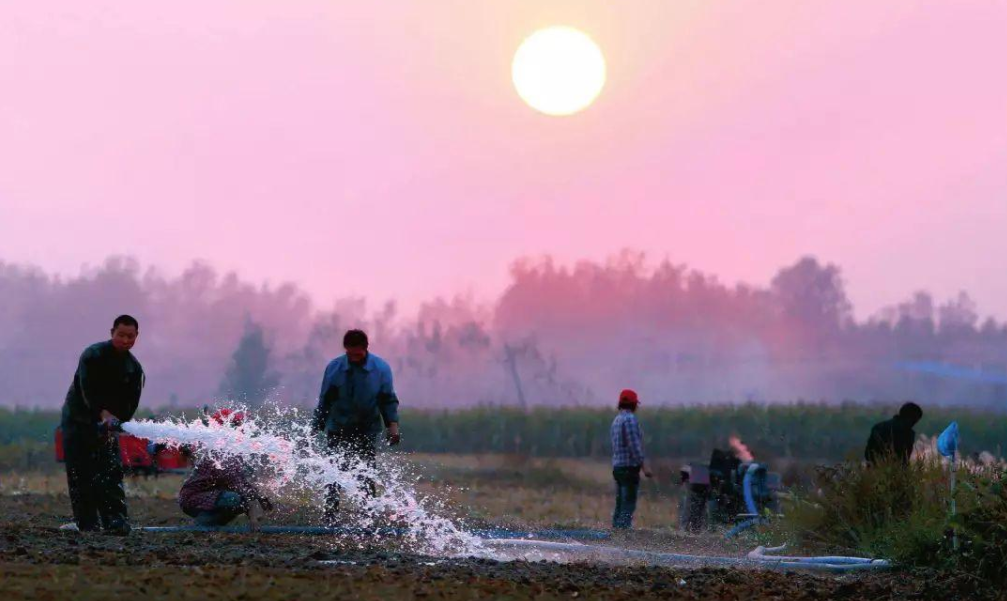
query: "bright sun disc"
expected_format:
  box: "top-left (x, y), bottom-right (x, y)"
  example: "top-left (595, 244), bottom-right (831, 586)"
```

top-left (512, 26), bottom-right (606, 116)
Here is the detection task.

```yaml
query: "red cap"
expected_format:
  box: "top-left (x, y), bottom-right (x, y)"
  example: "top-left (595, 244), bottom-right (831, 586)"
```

top-left (211, 408), bottom-right (245, 427)
top-left (618, 389), bottom-right (640, 408)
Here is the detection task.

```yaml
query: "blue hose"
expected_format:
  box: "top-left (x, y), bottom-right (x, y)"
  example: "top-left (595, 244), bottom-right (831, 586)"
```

top-left (725, 463), bottom-right (761, 538)
top-left (137, 524), bottom-right (611, 541)
top-left (135, 525), bottom-right (890, 573)
top-left (725, 519), bottom-right (759, 538)
top-left (742, 463), bottom-right (759, 516)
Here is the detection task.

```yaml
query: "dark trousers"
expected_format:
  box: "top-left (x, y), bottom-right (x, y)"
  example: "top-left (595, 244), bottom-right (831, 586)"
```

top-left (195, 491), bottom-right (246, 527)
top-left (63, 422), bottom-right (128, 532)
top-left (324, 430), bottom-right (378, 522)
top-left (612, 465), bottom-right (641, 529)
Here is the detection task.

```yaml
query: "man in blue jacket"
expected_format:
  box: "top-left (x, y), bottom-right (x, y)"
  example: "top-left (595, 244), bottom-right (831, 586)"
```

top-left (313, 329), bottom-right (400, 523)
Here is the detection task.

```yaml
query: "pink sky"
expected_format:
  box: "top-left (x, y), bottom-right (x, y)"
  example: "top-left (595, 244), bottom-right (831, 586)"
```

top-left (1, 1), bottom-right (1005, 319)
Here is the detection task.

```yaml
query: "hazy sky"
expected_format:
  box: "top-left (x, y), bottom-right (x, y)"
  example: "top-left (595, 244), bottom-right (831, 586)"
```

top-left (2, 1), bottom-right (1005, 319)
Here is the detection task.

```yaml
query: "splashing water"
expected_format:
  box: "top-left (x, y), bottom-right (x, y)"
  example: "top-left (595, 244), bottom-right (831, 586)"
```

top-left (122, 409), bottom-right (484, 557)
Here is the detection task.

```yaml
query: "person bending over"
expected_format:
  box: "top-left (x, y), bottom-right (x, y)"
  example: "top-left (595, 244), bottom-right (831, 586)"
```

top-left (865, 402), bottom-right (923, 466)
top-left (178, 409), bottom-right (273, 529)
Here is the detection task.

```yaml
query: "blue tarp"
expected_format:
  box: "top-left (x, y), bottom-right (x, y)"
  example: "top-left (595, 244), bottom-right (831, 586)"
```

top-left (937, 421), bottom-right (959, 458)
top-left (897, 361), bottom-right (1007, 385)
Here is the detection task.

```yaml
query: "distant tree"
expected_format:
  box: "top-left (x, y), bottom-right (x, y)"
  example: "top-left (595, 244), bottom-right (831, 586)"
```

top-left (938, 291), bottom-right (979, 336)
top-left (218, 319), bottom-right (280, 407)
top-left (895, 291), bottom-right (937, 336)
top-left (282, 312), bottom-right (346, 405)
top-left (770, 256), bottom-right (852, 330)
top-left (892, 291), bottom-right (938, 358)
top-left (980, 317), bottom-right (1001, 337)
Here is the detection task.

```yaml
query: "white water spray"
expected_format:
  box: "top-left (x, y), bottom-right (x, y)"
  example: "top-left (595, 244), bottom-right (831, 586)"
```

top-left (121, 411), bottom-right (891, 572)
top-left (123, 409), bottom-right (484, 557)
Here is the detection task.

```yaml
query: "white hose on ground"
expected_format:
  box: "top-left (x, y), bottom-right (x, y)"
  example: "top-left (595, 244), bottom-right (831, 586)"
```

top-left (748, 545), bottom-right (888, 566)
top-left (483, 539), bottom-right (891, 573)
top-left (136, 526), bottom-right (890, 572)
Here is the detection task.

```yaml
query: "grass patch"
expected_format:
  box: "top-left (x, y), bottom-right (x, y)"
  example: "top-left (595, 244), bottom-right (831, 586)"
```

top-left (772, 456), bottom-right (1007, 587)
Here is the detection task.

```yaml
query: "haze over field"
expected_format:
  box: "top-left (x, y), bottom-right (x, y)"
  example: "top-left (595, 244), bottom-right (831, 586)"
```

top-left (2, 253), bottom-right (1005, 409)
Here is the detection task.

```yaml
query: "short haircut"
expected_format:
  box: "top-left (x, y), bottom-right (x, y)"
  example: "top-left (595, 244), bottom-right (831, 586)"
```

top-left (113, 314), bottom-right (139, 331)
top-left (343, 329), bottom-right (369, 348)
top-left (899, 402), bottom-right (923, 422)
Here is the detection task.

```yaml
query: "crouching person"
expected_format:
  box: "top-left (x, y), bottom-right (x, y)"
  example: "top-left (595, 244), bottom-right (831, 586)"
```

top-left (178, 409), bottom-right (273, 529)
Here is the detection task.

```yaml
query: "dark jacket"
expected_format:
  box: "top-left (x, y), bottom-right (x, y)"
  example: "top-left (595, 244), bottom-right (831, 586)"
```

top-left (62, 341), bottom-right (144, 427)
top-left (313, 353), bottom-right (399, 436)
top-left (865, 415), bottom-right (916, 465)
top-left (178, 455), bottom-right (261, 515)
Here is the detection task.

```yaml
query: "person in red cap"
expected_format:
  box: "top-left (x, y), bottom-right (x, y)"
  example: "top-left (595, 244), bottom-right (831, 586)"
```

top-left (178, 408), bottom-right (273, 529)
top-left (610, 389), bottom-right (653, 529)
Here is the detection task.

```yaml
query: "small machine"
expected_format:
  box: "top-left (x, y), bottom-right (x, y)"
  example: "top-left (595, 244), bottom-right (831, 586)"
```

top-left (54, 426), bottom-right (191, 476)
top-left (679, 448), bottom-right (781, 531)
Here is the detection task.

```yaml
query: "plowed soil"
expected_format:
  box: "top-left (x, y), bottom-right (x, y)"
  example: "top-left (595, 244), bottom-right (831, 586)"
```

top-left (0, 493), bottom-right (993, 600)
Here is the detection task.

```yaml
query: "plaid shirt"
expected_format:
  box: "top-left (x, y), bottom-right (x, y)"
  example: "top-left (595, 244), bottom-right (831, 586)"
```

top-left (611, 410), bottom-right (646, 468)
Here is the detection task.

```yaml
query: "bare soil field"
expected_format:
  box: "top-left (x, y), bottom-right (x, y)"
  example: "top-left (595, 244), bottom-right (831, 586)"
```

top-left (0, 456), bottom-right (995, 600)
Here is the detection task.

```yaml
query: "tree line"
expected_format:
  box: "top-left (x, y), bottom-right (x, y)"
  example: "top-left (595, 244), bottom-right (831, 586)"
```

top-left (1, 252), bottom-right (1005, 409)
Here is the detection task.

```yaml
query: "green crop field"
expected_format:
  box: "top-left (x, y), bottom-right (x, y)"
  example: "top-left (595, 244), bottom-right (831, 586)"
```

top-left (3, 403), bottom-right (1006, 471)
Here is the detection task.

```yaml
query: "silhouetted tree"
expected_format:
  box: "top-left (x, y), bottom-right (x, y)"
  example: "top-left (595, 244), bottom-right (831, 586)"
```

top-left (939, 291), bottom-right (979, 336)
top-left (218, 319), bottom-right (280, 407)
top-left (771, 256), bottom-right (852, 331)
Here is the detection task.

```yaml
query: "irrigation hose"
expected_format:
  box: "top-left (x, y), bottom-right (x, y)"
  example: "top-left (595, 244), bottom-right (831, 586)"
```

top-left (134, 526), bottom-right (890, 573)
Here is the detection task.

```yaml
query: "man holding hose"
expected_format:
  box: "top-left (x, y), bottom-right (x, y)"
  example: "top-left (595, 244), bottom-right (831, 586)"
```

top-left (60, 315), bottom-right (145, 534)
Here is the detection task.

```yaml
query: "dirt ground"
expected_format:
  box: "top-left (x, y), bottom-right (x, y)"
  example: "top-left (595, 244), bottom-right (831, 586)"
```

top-left (0, 491), bottom-right (995, 601)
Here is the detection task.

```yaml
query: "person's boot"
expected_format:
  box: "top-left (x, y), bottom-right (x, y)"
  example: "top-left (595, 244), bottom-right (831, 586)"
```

top-left (323, 484), bottom-right (341, 527)
top-left (102, 519), bottom-right (132, 536)
top-left (247, 500), bottom-right (264, 533)
top-left (68, 520), bottom-right (101, 533)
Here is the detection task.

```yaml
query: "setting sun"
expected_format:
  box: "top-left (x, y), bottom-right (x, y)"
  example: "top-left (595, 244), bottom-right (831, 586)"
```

top-left (512, 26), bottom-right (606, 116)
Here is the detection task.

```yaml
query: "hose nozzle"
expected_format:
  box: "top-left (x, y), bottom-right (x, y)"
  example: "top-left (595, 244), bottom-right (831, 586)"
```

top-left (97, 418), bottom-right (124, 435)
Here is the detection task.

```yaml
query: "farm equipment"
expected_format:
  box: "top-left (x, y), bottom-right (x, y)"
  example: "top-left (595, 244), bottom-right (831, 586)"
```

top-left (678, 448), bottom-right (781, 532)
top-left (54, 426), bottom-right (191, 476)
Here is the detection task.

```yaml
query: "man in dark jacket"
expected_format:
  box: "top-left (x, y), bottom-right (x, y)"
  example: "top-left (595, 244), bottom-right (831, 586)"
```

top-left (865, 402), bottom-right (923, 465)
top-left (313, 329), bottom-right (400, 523)
top-left (61, 315), bottom-right (145, 534)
